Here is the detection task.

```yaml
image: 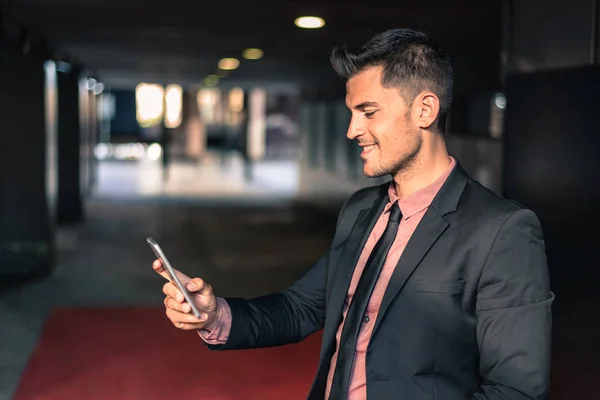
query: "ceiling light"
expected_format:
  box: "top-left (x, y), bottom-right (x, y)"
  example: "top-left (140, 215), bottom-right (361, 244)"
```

top-left (203, 74), bottom-right (219, 87)
top-left (218, 58), bottom-right (240, 70)
top-left (243, 48), bottom-right (264, 60)
top-left (294, 16), bottom-right (325, 29)
top-left (92, 82), bottom-right (104, 95)
top-left (86, 78), bottom-right (97, 90)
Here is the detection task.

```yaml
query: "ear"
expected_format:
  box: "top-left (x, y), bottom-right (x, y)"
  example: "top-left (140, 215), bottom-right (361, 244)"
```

top-left (412, 91), bottom-right (440, 129)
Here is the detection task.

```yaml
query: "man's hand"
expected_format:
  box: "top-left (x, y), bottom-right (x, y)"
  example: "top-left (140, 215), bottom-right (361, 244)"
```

top-left (152, 259), bottom-right (220, 331)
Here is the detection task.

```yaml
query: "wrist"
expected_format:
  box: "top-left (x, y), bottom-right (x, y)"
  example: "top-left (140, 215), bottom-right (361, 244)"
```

top-left (202, 300), bottom-right (221, 332)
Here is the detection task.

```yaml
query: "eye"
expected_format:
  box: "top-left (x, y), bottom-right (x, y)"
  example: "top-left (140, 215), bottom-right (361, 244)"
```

top-left (364, 111), bottom-right (377, 119)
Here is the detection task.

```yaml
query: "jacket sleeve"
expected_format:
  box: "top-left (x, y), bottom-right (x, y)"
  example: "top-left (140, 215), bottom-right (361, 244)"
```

top-left (472, 209), bottom-right (554, 399)
top-left (205, 250), bottom-right (329, 350)
top-left (205, 194), bottom-right (357, 351)
top-left (207, 191), bottom-right (360, 350)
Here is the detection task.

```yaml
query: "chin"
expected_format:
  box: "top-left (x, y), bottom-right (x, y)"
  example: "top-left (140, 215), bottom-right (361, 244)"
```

top-left (362, 163), bottom-right (389, 178)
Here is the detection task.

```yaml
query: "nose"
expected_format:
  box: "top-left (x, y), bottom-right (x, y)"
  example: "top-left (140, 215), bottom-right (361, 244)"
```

top-left (346, 115), bottom-right (364, 140)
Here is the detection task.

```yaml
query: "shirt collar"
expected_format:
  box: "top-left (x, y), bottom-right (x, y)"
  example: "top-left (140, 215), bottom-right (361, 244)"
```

top-left (385, 156), bottom-right (456, 220)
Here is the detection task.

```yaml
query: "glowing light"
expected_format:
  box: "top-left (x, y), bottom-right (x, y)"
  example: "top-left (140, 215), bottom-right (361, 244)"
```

top-left (197, 88), bottom-right (222, 124)
top-left (132, 143), bottom-right (146, 159)
top-left (228, 87), bottom-right (244, 113)
top-left (218, 58), bottom-right (240, 70)
top-left (197, 88), bottom-right (220, 106)
top-left (243, 48), bottom-right (263, 60)
top-left (94, 143), bottom-right (111, 160)
top-left (99, 93), bottom-right (116, 120)
top-left (494, 93), bottom-right (506, 109)
top-left (247, 88), bottom-right (267, 161)
top-left (86, 78), bottom-right (97, 90)
top-left (92, 82), bottom-right (104, 95)
top-left (294, 16), bottom-right (325, 29)
top-left (147, 143), bottom-right (163, 161)
top-left (113, 143), bottom-right (146, 160)
top-left (136, 83), bottom-right (164, 127)
top-left (164, 84), bottom-right (183, 128)
top-left (203, 74), bottom-right (219, 87)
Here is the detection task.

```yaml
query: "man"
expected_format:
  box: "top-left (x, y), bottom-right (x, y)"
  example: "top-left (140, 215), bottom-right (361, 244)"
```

top-left (153, 28), bottom-right (553, 399)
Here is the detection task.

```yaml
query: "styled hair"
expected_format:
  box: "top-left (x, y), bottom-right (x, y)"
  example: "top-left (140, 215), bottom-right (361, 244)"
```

top-left (330, 28), bottom-right (454, 119)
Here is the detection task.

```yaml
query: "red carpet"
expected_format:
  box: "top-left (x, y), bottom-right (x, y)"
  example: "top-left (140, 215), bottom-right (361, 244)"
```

top-left (14, 306), bottom-right (597, 399)
top-left (14, 306), bottom-right (321, 400)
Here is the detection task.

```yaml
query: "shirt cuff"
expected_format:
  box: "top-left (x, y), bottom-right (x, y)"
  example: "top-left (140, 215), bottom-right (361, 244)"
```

top-left (197, 297), bottom-right (231, 345)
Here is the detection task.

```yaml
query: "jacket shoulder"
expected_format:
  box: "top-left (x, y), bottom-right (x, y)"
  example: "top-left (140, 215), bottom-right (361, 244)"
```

top-left (461, 179), bottom-right (535, 223)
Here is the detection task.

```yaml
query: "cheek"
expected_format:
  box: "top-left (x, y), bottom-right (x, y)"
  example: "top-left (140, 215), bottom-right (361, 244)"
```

top-left (370, 119), bottom-right (393, 144)
top-left (372, 123), bottom-right (405, 155)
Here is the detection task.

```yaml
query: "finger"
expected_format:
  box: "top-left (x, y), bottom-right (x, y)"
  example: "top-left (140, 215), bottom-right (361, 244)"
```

top-left (173, 321), bottom-right (199, 331)
top-left (166, 308), bottom-right (203, 325)
top-left (162, 282), bottom-right (184, 302)
top-left (153, 260), bottom-right (193, 288)
top-left (152, 259), bottom-right (171, 281)
top-left (185, 278), bottom-right (213, 296)
top-left (171, 269), bottom-right (192, 286)
top-left (164, 296), bottom-right (192, 313)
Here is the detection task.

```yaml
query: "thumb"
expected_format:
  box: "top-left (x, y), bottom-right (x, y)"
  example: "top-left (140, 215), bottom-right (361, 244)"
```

top-left (186, 278), bottom-right (212, 295)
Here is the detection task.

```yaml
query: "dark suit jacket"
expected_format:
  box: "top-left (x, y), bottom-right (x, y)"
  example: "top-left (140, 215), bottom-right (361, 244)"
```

top-left (208, 162), bottom-right (553, 399)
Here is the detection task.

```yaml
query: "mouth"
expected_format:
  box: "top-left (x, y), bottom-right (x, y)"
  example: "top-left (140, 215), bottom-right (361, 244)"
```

top-left (360, 143), bottom-right (377, 157)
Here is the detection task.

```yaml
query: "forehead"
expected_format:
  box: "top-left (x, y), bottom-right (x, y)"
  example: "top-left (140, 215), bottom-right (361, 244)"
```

top-left (345, 66), bottom-right (401, 108)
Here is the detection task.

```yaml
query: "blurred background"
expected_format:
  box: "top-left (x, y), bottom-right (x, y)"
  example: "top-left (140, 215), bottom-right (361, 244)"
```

top-left (0, 0), bottom-right (598, 399)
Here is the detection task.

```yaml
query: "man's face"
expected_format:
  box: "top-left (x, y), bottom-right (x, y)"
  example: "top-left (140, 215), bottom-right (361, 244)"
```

top-left (345, 66), bottom-right (422, 178)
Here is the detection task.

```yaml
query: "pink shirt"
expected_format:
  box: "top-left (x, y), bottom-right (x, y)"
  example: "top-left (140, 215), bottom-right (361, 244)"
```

top-left (200, 157), bottom-right (456, 399)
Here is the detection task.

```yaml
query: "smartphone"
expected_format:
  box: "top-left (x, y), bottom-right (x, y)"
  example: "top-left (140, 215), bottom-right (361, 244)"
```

top-left (147, 237), bottom-right (202, 319)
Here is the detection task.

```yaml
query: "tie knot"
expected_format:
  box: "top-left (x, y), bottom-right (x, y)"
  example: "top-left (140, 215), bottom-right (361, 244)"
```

top-left (388, 201), bottom-right (402, 223)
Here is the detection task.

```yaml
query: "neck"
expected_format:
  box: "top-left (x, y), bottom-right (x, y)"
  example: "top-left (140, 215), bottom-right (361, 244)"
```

top-left (391, 133), bottom-right (451, 199)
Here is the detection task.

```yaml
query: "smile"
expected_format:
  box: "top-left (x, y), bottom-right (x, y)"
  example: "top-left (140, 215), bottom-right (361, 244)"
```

top-left (360, 144), bottom-right (376, 156)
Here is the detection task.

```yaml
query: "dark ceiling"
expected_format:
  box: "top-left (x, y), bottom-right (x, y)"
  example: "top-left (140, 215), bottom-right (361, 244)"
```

top-left (0, 0), bottom-right (503, 90)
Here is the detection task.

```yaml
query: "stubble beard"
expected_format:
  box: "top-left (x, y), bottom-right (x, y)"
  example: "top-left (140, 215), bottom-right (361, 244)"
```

top-left (363, 130), bottom-right (423, 179)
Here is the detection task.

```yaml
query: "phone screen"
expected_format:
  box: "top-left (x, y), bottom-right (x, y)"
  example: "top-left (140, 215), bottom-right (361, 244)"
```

top-left (147, 237), bottom-right (202, 319)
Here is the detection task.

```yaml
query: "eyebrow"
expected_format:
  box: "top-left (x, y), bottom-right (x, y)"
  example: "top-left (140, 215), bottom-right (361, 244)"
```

top-left (349, 101), bottom-right (380, 111)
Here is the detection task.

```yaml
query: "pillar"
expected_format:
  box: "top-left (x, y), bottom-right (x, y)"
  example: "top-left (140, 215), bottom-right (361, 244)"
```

top-left (0, 43), bottom-right (57, 280)
top-left (57, 66), bottom-right (84, 223)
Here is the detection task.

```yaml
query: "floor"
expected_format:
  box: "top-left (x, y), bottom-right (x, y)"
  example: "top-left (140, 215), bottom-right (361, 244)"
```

top-left (0, 156), bottom-right (336, 399)
top-left (94, 153), bottom-right (300, 200)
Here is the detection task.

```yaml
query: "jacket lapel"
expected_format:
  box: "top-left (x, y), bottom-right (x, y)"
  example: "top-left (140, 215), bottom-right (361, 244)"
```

top-left (372, 209), bottom-right (449, 334)
top-left (326, 187), bottom-right (388, 331)
top-left (372, 162), bottom-right (470, 336)
top-left (316, 184), bottom-right (388, 379)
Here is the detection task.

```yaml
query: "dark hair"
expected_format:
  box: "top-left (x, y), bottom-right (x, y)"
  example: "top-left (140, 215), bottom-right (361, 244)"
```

top-left (330, 28), bottom-right (453, 119)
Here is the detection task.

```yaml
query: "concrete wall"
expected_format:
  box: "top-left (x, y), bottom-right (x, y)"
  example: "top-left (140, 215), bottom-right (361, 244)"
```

top-left (506, 0), bottom-right (599, 73)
